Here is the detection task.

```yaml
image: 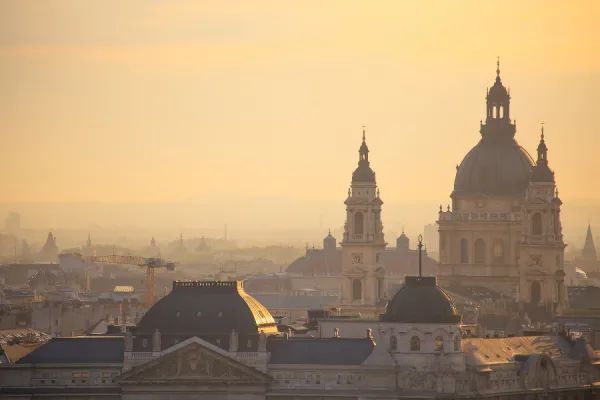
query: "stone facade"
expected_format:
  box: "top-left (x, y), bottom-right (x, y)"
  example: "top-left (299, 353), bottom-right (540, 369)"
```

top-left (438, 63), bottom-right (567, 313)
top-left (340, 130), bottom-right (387, 306)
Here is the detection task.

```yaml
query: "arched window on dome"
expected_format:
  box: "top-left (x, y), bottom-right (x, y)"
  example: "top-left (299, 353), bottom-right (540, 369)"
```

top-left (460, 239), bottom-right (469, 264)
top-left (410, 336), bottom-right (420, 351)
top-left (354, 212), bottom-right (364, 235)
top-left (532, 213), bottom-right (543, 235)
top-left (435, 336), bottom-right (444, 352)
top-left (499, 105), bottom-right (504, 119)
top-left (352, 279), bottom-right (362, 301)
top-left (474, 239), bottom-right (485, 264)
top-left (493, 239), bottom-right (505, 264)
top-left (390, 335), bottom-right (397, 351)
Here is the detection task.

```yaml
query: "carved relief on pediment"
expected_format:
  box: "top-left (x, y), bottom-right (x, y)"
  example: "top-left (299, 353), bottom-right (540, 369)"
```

top-left (121, 341), bottom-right (268, 384)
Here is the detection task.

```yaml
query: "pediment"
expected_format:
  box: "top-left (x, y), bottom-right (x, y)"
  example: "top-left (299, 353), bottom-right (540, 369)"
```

top-left (120, 338), bottom-right (270, 385)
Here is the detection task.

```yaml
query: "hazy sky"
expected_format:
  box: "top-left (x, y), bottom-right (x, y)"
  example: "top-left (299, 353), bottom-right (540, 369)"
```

top-left (1, 1), bottom-right (600, 238)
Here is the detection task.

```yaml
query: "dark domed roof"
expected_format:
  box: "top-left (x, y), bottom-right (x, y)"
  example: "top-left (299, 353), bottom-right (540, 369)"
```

top-left (453, 138), bottom-right (534, 197)
top-left (136, 281), bottom-right (277, 336)
top-left (352, 164), bottom-right (375, 183)
top-left (381, 277), bottom-right (461, 324)
top-left (352, 132), bottom-right (376, 183)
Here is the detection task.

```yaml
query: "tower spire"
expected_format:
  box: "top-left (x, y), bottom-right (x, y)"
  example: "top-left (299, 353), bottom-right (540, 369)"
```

top-left (417, 234), bottom-right (424, 277)
top-left (362, 125), bottom-right (366, 142)
top-left (496, 56), bottom-right (500, 78)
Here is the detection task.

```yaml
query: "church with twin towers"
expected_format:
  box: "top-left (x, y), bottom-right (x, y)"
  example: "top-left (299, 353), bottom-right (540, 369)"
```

top-left (329, 61), bottom-right (567, 316)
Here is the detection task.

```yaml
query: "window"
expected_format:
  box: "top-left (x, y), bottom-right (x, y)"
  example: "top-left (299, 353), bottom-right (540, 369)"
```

top-left (142, 338), bottom-right (148, 348)
top-left (532, 213), bottom-right (543, 235)
top-left (493, 239), bottom-right (505, 263)
top-left (454, 336), bottom-right (461, 351)
top-left (474, 239), bottom-right (485, 264)
top-left (435, 336), bottom-right (444, 352)
top-left (531, 282), bottom-right (541, 304)
top-left (377, 278), bottom-right (385, 301)
top-left (352, 279), bottom-right (362, 301)
top-left (410, 336), bottom-right (420, 351)
top-left (354, 212), bottom-right (364, 235)
top-left (460, 239), bottom-right (469, 263)
top-left (390, 335), bottom-right (397, 351)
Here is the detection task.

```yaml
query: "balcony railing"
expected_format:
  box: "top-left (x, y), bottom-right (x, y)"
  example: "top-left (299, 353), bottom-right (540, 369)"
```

top-left (438, 211), bottom-right (522, 222)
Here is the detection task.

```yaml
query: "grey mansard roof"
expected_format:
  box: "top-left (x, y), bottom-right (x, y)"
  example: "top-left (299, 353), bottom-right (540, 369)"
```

top-left (267, 337), bottom-right (374, 365)
top-left (17, 336), bottom-right (123, 364)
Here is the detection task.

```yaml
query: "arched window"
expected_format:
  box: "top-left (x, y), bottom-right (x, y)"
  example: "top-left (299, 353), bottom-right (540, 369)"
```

top-left (377, 278), bottom-right (385, 301)
top-left (474, 239), bottom-right (485, 264)
top-left (352, 279), bottom-right (362, 301)
top-left (460, 238), bottom-right (469, 264)
top-left (531, 281), bottom-right (541, 304)
top-left (492, 105), bottom-right (497, 119)
top-left (390, 335), bottom-right (397, 351)
top-left (499, 105), bottom-right (504, 118)
top-left (454, 335), bottom-right (460, 352)
top-left (435, 336), bottom-right (444, 352)
top-left (532, 213), bottom-right (543, 235)
top-left (410, 336), bottom-right (420, 351)
top-left (493, 239), bottom-right (505, 263)
top-left (354, 212), bottom-right (364, 235)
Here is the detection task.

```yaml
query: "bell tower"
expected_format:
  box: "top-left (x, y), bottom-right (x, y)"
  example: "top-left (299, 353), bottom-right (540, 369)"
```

top-left (518, 125), bottom-right (566, 312)
top-left (341, 128), bottom-right (386, 305)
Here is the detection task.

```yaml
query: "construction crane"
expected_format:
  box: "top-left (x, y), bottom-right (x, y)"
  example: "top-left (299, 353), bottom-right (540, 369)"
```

top-left (77, 254), bottom-right (175, 307)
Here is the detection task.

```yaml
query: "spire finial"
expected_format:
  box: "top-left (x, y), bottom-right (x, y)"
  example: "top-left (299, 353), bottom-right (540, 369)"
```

top-left (417, 234), bottom-right (424, 277)
top-left (496, 56), bottom-right (500, 77)
top-left (541, 121), bottom-right (545, 140)
top-left (362, 125), bottom-right (366, 142)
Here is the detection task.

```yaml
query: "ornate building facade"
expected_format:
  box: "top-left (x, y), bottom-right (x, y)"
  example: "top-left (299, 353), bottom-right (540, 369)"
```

top-left (437, 62), bottom-right (567, 313)
top-left (2, 279), bottom-right (599, 399)
top-left (340, 130), bottom-right (387, 306)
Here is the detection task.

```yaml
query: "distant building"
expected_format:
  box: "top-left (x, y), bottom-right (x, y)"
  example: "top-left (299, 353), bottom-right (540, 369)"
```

top-left (285, 133), bottom-right (438, 305)
top-left (39, 232), bottom-right (59, 262)
top-left (581, 224), bottom-right (600, 275)
top-left (437, 62), bottom-right (567, 318)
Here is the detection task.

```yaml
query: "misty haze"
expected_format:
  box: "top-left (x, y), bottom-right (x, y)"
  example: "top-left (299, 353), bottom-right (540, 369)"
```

top-left (1, 2), bottom-right (600, 399)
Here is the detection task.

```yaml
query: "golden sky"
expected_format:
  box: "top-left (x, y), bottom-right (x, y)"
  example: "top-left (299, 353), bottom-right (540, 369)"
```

top-left (1, 1), bottom-right (599, 215)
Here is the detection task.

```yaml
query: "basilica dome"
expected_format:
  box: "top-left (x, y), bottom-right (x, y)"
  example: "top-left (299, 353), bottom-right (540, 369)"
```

top-left (453, 138), bottom-right (534, 197)
top-left (380, 277), bottom-right (461, 324)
